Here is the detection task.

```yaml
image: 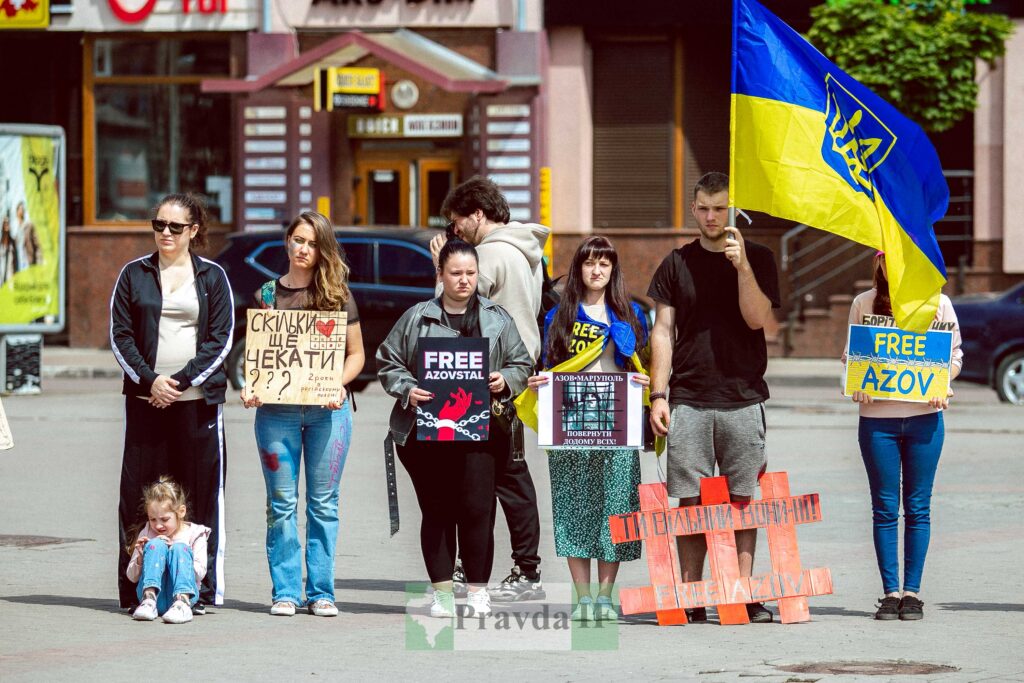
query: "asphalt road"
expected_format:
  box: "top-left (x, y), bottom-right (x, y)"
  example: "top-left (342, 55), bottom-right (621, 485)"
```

top-left (1, 378), bottom-right (1021, 681)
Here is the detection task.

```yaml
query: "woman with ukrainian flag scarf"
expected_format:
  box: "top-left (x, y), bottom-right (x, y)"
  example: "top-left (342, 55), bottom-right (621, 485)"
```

top-left (516, 236), bottom-right (650, 622)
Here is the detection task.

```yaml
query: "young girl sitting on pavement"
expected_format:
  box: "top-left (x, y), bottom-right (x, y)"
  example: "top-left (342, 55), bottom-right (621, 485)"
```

top-left (126, 476), bottom-right (210, 624)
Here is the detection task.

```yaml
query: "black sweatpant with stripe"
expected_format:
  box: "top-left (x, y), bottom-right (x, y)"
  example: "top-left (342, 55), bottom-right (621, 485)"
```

top-left (117, 397), bottom-right (226, 608)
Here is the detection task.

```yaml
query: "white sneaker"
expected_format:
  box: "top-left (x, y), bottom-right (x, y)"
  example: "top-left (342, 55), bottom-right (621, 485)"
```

top-left (307, 599), bottom-right (339, 617)
top-left (466, 588), bottom-right (491, 616)
top-left (270, 601), bottom-right (296, 616)
top-left (571, 596), bottom-right (594, 622)
top-left (430, 589), bottom-right (456, 618)
top-left (132, 597), bottom-right (158, 621)
top-left (594, 596), bottom-right (618, 621)
top-left (162, 599), bottom-right (194, 624)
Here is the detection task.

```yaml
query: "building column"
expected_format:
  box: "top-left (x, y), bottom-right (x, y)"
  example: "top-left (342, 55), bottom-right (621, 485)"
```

top-left (546, 27), bottom-right (593, 237)
top-left (1002, 20), bottom-right (1024, 275)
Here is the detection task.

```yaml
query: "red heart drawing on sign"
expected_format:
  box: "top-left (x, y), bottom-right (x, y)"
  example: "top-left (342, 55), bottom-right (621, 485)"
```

top-left (315, 319), bottom-right (336, 338)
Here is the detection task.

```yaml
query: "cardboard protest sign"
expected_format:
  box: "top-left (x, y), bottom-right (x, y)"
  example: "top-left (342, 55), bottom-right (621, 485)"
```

top-left (416, 337), bottom-right (490, 441)
top-left (844, 324), bottom-right (953, 402)
top-left (537, 371), bottom-right (642, 449)
top-left (245, 309), bottom-right (347, 405)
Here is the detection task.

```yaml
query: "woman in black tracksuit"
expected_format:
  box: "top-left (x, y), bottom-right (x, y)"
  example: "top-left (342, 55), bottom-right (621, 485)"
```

top-left (110, 193), bottom-right (234, 612)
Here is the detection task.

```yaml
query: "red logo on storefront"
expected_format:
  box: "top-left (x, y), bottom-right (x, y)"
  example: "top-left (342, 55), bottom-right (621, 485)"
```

top-left (108, 0), bottom-right (227, 23)
top-left (1, 0), bottom-right (38, 19)
top-left (108, 0), bottom-right (157, 22)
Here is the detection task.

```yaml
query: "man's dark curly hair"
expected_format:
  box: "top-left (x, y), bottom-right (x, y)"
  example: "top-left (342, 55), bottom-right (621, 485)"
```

top-left (440, 176), bottom-right (510, 224)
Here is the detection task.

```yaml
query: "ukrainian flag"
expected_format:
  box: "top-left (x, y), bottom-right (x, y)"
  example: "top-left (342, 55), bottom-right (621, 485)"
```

top-left (731, 0), bottom-right (949, 332)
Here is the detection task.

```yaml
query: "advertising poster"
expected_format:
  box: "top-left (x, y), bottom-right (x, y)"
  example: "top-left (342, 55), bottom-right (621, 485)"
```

top-left (0, 0), bottom-right (48, 29)
top-left (537, 371), bottom-right (643, 449)
top-left (844, 324), bottom-right (953, 403)
top-left (416, 337), bottom-right (490, 442)
top-left (0, 125), bottom-right (65, 333)
top-left (245, 309), bottom-right (347, 405)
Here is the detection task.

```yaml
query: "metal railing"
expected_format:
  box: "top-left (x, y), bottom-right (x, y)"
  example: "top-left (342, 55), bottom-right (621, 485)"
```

top-left (778, 170), bottom-right (974, 354)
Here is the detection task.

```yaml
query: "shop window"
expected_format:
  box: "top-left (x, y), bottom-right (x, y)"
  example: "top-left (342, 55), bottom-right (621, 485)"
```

top-left (94, 85), bottom-right (231, 221)
top-left (85, 36), bottom-right (234, 225)
top-left (93, 39), bottom-right (230, 78)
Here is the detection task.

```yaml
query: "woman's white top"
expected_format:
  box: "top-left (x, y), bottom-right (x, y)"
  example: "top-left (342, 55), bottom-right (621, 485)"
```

top-left (153, 271), bottom-right (203, 402)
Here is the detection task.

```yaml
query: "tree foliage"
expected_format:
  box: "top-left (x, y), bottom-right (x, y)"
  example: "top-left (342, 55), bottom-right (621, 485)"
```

top-left (806, 0), bottom-right (1014, 133)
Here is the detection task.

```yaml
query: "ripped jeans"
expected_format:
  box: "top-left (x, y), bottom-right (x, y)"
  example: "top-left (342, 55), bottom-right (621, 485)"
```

top-left (255, 402), bottom-right (353, 605)
top-left (136, 541), bottom-right (199, 614)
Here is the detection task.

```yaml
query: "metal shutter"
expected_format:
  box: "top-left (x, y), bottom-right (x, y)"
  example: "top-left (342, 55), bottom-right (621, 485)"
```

top-left (593, 40), bottom-right (674, 228)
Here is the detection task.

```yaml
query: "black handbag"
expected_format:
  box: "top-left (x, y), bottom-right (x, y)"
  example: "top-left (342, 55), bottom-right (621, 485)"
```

top-left (491, 395), bottom-right (525, 461)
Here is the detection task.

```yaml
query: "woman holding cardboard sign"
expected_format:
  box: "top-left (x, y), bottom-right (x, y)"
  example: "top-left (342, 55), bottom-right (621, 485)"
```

top-left (377, 239), bottom-right (532, 619)
top-left (845, 251), bottom-right (962, 621)
top-left (111, 193), bottom-right (233, 614)
top-left (241, 211), bottom-right (365, 618)
top-left (522, 236), bottom-right (650, 622)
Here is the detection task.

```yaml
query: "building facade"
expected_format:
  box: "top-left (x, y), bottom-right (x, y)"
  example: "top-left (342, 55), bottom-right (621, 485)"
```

top-left (0, 0), bottom-right (1020, 350)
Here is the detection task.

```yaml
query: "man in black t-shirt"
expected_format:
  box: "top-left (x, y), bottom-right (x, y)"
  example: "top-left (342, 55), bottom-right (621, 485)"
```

top-left (647, 172), bottom-right (781, 623)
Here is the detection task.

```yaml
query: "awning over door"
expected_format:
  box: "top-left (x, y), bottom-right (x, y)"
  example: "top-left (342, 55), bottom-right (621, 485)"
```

top-left (202, 29), bottom-right (539, 94)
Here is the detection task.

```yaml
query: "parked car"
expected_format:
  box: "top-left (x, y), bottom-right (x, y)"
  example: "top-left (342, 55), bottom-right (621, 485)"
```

top-left (215, 226), bottom-right (441, 392)
top-left (952, 281), bottom-right (1024, 404)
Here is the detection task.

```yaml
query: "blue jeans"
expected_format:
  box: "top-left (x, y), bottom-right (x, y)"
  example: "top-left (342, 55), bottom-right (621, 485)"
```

top-left (136, 542), bottom-right (199, 614)
top-left (858, 412), bottom-right (944, 594)
top-left (255, 402), bottom-right (352, 604)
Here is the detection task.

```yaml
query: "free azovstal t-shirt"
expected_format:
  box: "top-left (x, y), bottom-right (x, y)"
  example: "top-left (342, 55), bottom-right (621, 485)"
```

top-left (647, 239), bottom-right (780, 408)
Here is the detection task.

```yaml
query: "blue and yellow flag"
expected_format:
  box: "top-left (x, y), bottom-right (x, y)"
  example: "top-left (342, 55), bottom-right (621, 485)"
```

top-left (731, 0), bottom-right (949, 332)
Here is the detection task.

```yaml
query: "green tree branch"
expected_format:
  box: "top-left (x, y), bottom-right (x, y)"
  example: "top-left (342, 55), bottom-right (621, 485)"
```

top-left (807, 0), bottom-right (1014, 133)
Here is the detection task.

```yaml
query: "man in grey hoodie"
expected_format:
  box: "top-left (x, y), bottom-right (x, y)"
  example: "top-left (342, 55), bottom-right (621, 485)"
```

top-left (430, 176), bottom-right (550, 601)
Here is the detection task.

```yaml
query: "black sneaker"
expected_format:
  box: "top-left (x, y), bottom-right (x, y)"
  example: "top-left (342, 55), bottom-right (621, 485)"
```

top-left (746, 602), bottom-right (774, 623)
top-left (874, 596), bottom-right (900, 620)
top-left (452, 559), bottom-right (468, 598)
top-left (899, 595), bottom-right (924, 621)
top-left (488, 566), bottom-right (546, 602)
top-left (192, 602), bottom-right (206, 616)
top-left (685, 607), bottom-right (707, 623)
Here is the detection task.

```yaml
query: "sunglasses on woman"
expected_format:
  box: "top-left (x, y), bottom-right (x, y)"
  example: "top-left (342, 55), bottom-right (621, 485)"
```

top-left (151, 219), bottom-right (193, 235)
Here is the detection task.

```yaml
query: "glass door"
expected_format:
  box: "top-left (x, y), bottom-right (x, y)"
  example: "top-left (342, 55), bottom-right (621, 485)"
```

top-left (355, 159), bottom-right (410, 226)
top-left (418, 158), bottom-right (459, 229)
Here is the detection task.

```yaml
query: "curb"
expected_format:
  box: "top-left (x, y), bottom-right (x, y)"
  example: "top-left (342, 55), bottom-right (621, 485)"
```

top-left (41, 367), bottom-right (123, 380)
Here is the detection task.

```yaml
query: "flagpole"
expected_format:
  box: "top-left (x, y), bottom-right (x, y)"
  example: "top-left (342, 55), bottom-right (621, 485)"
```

top-left (728, 0), bottom-right (739, 227)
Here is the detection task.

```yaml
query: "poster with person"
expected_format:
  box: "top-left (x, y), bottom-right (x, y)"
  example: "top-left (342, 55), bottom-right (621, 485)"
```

top-left (0, 125), bottom-right (65, 333)
top-left (536, 371), bottom-right (643, 449)
top-left (416, 337), bottom-right (490, 441)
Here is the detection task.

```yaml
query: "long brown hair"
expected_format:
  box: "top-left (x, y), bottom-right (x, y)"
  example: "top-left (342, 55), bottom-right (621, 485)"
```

top-left (286, 211), bottom-right (350, 311)
top-left (545, 236), bottom-right (644, 369)
top-left (872, 252), bottom-right (892, 317)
